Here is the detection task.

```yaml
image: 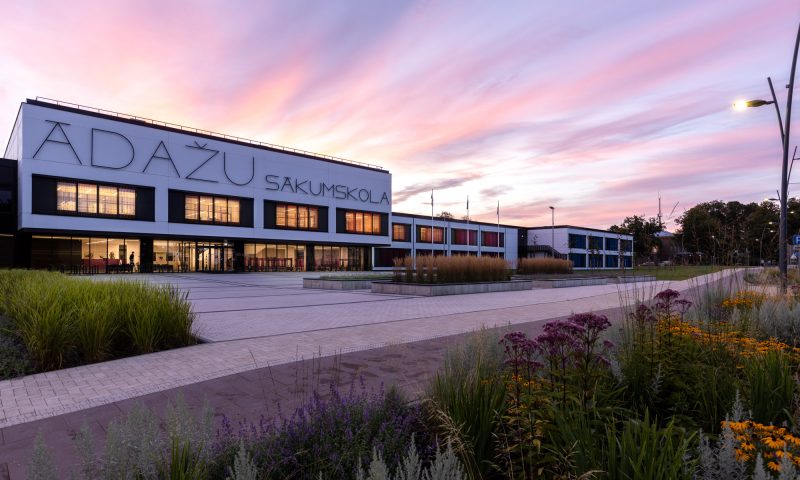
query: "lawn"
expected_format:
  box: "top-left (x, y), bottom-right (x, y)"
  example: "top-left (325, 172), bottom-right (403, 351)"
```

top-left (548, 265), bottom-right (730, 281)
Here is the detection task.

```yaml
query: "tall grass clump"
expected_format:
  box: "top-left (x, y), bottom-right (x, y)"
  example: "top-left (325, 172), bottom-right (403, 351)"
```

top-left (0, 270), bottom-right (196, 373)
top-left (426, 330), bottom-right (507, 478)
top-left (516, 257), bottom-right (573, 275)
top-left (394, 256), bottom-right (509, 284)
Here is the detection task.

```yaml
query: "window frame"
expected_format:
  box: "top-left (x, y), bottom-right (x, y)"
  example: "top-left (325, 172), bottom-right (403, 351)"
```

top-left (184, 193), bottom-right (243, 225)
top-left (342, 209), bottom-right (385, 235)
top-left (273, 203), bottom-right (322, 231)
top-left (55, 180), bottom-right (136, 218)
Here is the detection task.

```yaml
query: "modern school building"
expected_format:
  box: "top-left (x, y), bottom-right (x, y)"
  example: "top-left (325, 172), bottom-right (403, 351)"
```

top-left (0, 99), bottom-right (631, 273)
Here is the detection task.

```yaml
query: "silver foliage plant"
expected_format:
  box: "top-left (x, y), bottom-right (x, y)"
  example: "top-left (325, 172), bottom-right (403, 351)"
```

top-left (694, 392), bottom-right (800, 480)
top-left (27, 395), bottom-right (215, 480)
top-left (225, 440), bottom-right (258, 480)
top-left (356, 440), bottom-right (465, 480)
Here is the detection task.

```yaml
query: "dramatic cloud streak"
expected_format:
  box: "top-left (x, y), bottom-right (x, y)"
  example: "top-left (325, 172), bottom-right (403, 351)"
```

top-left (0, 0), bottom-right (798, 228)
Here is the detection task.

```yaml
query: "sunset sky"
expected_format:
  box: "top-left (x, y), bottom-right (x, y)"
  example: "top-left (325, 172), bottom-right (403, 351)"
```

top-left (1, 0), bottom-right (799, 229)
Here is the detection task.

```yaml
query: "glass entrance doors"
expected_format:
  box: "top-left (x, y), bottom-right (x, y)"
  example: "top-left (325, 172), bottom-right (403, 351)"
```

top-left (196, 243), bottom-right (233, 272)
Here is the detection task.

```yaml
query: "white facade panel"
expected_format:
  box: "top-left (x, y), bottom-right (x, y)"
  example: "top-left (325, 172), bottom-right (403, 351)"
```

top-left (17, 102), bottom-right (391, 245)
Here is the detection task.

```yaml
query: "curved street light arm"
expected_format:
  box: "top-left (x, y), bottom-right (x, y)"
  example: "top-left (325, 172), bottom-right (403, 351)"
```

top-left (768, 77), bottom-right (786, 145)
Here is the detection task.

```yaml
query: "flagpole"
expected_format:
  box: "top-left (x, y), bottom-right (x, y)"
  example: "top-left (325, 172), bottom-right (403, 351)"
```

top-left (466, 195), bottom-right (470, 251)
top-left (497, 200), bottom-right (500, 250)
top-left (431, 189), bottom-right (434, 249)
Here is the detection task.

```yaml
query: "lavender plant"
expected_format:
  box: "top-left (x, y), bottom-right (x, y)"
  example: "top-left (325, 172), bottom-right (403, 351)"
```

top-left (213, 382), bottom-right (431, 480)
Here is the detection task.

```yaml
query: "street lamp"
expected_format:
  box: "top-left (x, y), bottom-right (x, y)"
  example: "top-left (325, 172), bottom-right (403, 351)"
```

top-left (549, 206), bottom-right (555, 257)
top-left (733, 21), bottom-right (800, 292)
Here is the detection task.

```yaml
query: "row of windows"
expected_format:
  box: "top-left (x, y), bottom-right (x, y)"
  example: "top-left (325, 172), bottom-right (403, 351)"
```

top-left (345, 210), bottom-right (381, 234)
top-left (276, 204), bottom-right (319, 230)
top-left (418, 226), bottom-right (445, 243)
top-left (184, 195), bottom-right (241, 225)
top-left (569, 252), bottom-right (633, 268)
top-left (568, 233), bottom-right (633, 251)
top-left (391, 223), bottom-right (503, 246)
top-left (57, 181), bottom-right (136, 217)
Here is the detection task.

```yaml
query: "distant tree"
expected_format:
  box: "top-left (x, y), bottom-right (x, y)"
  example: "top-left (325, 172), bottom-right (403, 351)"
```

top-left (609, 215), bottom-right (663, 260)
top-left (438, 211), bottom-right (454, 220)
top-left (675, 200), bottom-right (774, 265)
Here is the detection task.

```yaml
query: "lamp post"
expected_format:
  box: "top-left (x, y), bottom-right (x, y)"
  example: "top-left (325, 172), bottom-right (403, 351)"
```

top-left (549, 206), bottom-right (555, 257)
top-left (733, 21), bottom-right (800, 292)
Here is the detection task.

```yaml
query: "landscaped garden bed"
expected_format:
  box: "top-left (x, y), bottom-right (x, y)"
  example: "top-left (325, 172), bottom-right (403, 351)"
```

top-left (371, 279), bottom-right (532, 296)
top-left (30, 282), bottom-right (800, 478)
top-left (302, 273), bottom-right (392, 290)
top-left (0, 270), bottom-right (196, 380)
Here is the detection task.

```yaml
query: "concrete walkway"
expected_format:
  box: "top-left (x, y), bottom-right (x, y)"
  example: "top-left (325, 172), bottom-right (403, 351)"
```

top-left (0, 270), bottom-right (742, 431)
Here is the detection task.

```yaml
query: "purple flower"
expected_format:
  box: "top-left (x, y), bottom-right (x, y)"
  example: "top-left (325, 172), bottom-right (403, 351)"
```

top-left (630, 303), bottom-right (657, 323)
top-left (654, 289), bottom-right (680, 303)
top-left (675, 298), bottom-right (693, 314)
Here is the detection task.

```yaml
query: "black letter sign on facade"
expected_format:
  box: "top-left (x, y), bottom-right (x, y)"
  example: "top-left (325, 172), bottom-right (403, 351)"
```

top-left (90, 128), bottom-right (135, 169)
top-left (33, 121), bottom-right (82, 164)
top-left (142, 140), bottom-right (181, 177)
top-left (185, 142), bottom-right (219, 183)
top-left (223, 153), bottom-right (255, 186)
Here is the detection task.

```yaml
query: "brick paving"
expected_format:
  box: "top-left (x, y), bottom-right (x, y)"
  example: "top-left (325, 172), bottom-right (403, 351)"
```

top-left (0, 269), bottom-right (744, 478)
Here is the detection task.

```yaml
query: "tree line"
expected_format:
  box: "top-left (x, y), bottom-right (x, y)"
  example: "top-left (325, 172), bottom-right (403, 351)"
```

top-left (609, 199), bottom-right (800, 265)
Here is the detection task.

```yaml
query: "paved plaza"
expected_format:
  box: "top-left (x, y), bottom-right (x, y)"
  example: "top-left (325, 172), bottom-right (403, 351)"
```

top-left (0, 270), bottom-right (744, 477)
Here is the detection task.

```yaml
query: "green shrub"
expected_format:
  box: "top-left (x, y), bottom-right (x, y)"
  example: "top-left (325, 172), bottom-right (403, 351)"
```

top-left (617, 294), bottom-right (741, 434)
top-left (745, 350), bottom-right (796, 425)
top-left (605, 411), bottom-right (696, 480)
top-left (426, 330), bottom-right (506, 479)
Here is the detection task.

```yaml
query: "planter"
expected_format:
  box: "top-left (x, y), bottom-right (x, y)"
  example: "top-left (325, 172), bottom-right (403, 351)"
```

top-left (303, 278), bottom-right (375, 290)
top-left (371, 280), bottom-right (532, 296)
top-left (607, 275), bottom-right (657, 284)
top-left (530, 277), bottom-right (607, 288)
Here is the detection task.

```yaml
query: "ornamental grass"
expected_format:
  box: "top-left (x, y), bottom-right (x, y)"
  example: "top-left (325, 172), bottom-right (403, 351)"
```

top-left (0, 270), bottom-right (195, 373)
top-left (393, 255), bottom-right (509, 284)
top-left (516, 257), bottom-right (573, 275)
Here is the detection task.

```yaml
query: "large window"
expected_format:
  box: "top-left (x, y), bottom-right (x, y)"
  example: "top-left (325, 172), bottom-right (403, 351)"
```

top-left (185, 195), bottom-right (241, 225)
top-left (452, 228), bottom-right (477, 246)
top-left (392, 223), bottom-right (410, 242)
top-left (276, 204), bottom-right (319, 230)
top-left (570, 252), bottom-right (587, 268)
top-left (605, 237), bottom-right (619, 251)
top-left (98, 186), bottom-right (118, 215)
top-left (344, 210), bottom-right (382, 234)
top-left (57, 182), bottom-right (76, 212)
top-left (481, 231), bottom-right (505, 247)
top-left (568, 233), bottom-right (586, 249)
top-left (56, 181), bottom-right (135, 217)
top-left (419, 226), bottom-right (445, 243)
top-left (77, 183), bottom-right (97, 213)
top-left (588, 236), bottom-right (604, 250)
